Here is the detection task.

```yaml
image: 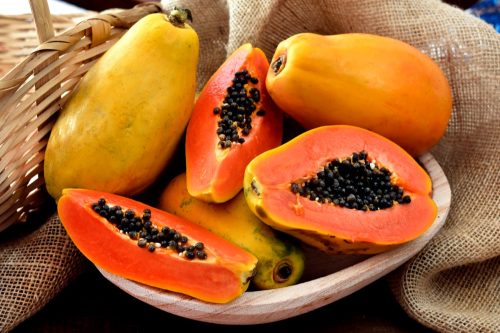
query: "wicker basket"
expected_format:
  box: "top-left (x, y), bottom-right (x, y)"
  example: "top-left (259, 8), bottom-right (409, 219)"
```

top-left (0, 2), bottom-right (162, 232)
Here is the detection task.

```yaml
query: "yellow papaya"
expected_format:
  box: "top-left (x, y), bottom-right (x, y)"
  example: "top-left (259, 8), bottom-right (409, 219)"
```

top-left (266, 33), bottom-right (452, 156)
top-left (45, 10), bottom-right (199, 200)
top-left (158, 173), bottom-right (305, 289)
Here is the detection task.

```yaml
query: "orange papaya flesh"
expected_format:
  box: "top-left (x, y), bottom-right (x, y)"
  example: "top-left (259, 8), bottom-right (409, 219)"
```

top-left (58, 188), bottom-right (257, 303)
top-left (186, 43), bottom-right (283, 203)
top-left (244, 125), bottom-right (437, 254)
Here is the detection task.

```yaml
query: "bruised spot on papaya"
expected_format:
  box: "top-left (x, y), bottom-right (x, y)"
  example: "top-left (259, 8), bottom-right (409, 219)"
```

top-left (255, 205), bottom-right (267, 219)
top-left (250, 179), bottom-right (261, 196)
top-left (180, 197), bottom-right (193, 208)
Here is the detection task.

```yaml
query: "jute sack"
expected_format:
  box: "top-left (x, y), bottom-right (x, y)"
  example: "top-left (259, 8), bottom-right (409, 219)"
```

top-left (0, 1), bottom-right (498, 332)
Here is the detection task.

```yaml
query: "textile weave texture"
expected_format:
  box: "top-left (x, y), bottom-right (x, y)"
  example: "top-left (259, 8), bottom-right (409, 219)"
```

top-left (0, 1), bottom-right (498, 332)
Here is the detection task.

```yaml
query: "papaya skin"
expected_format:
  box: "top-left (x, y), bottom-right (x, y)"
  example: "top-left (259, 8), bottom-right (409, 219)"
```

top-left (158, 173), bottom-right (305, 289)
top-left (266, 33), bottom-right (452, 157)
top-left (45, 12), bottom-right (199, 201)
top-left (58, 188), bottom-right (257, 304)
top-left (244, 125), bottom-right (437, 254)
top-left (186, 43), bottom-right (283, 203)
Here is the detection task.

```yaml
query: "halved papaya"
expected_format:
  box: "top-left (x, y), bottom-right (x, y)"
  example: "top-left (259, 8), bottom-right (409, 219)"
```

top-left (58, 188), bottom-right (257, 303)
top-left (185, 43), bottom-right (283, 203)
top-left (244, 125), bottom-right (437, 254)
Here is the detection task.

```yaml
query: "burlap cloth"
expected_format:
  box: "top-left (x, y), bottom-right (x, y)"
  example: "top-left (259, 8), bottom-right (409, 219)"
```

top-left (1, 0), bottom-right (499, 332)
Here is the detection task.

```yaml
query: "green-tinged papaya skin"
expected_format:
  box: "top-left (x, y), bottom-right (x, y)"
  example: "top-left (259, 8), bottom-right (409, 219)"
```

top-left (158, 173), bottom-right (305, 289)
top-left (266, 33), bottom-right (452, 156)
top-left (244, 125), bottom-right (437, 254)
top-left (45, 11), bottom-right (199, 201)
top-left (58, 188), bottom-right (257, 304)
top-left (186, 43), bottom-right (283, 203)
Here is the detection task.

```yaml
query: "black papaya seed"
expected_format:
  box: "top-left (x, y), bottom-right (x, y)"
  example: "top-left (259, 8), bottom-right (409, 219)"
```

top-left (290, 151), bottom-right (412, 211)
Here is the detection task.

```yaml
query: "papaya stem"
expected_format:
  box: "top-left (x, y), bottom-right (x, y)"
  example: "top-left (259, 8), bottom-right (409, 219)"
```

top-left (271, 54), bottom-right (286, 75)
top-left (167, 7), bottom-right (193, 27)
top-left (274, 260), bottom-right (293, 283)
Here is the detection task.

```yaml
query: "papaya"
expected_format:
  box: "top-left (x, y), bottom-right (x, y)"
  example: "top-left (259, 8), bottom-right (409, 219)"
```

top-left (244, 125), bottom-right (437, 254)
top-left (45, 10), bottom-right (199, 200)
top-left (185, 43), bottom-right (283, 203)
top-left (266, 33), bottom-right (452, 156)
top-left (158, 173), bottom-right (305, 289)
top-left (58, 188), bottom-right (257, 303)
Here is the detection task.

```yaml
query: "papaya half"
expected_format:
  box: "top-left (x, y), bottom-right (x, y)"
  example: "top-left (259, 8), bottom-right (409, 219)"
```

top-left (45, 10), bottom-right (199, 200)
top-left (158, 173), bottom-right (305, 290)
top-left (244, 125), bottom-right (437, 254)
top-left (266, 33), bottom-right (452, 156)
top-left (185, 43), bottom-right (283, 203)
top-left (58, 188), bottom-right (257, 303)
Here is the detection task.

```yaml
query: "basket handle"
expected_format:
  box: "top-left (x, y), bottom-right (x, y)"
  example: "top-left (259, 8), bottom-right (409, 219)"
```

top-left (28, 0), bottom-right (59, 104)
top-left (29, 0), bottom-right (55, 43)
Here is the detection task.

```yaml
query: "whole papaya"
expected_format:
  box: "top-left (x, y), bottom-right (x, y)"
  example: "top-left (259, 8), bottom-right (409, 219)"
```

top-left (158, 173), bottom-right (304, 290)
top-left (44, 10), bottom-right (199, 200)
top-left (266, 33), bottom-right (452, 156)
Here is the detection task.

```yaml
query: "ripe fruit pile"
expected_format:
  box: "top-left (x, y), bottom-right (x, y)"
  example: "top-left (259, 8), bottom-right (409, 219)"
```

top-left (48, 9), bottom-right (451, 303)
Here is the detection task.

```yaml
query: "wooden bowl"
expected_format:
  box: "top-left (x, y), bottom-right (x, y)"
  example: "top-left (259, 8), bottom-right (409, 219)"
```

top-left (97, 152), bottom-right (451, 324)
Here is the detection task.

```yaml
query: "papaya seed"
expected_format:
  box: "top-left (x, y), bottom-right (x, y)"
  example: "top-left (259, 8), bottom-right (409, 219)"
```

top-left (212, 68), bottom-right (264, 149)
top-left (290, 151), bottom-right (412, 211)
top-left (196, 250), bottom-right (207, 260)
top-left (89, 199), bottom-right (207, 260)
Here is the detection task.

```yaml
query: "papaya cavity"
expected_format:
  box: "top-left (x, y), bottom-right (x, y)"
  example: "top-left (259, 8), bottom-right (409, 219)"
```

top-left (214, 68), bottom-right (264, 149)
top-left (91, 197), bottom-right (207, 259)
top-left (289, 150), bottom-right (412, 211)
top-left (186, 43), bottom-right (283, 203)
